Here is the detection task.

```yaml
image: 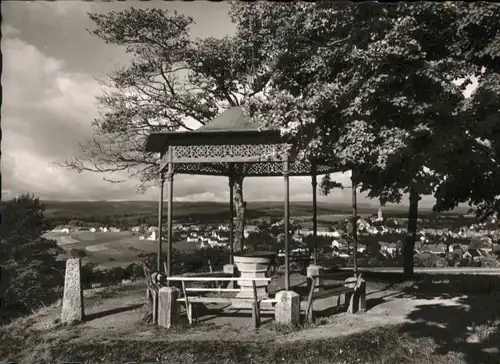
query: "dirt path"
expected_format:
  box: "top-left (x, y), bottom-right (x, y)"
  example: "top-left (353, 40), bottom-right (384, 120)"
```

top-left (54, 282), bottom-right (470, 344)
top-left (283, 289), bottom-right (469, 342)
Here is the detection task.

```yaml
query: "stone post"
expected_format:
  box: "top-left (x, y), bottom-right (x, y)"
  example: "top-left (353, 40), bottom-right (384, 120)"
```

top-left (344, 276), bottom-right (366, 314)
top-left (275, 290), bottom-right (300, 326)
top-left (61, 258), bottom-right (84, 324)
top-left (307, 265), bottom-right (324, 293)
top-left (158, 286), bottom-right (180, 328)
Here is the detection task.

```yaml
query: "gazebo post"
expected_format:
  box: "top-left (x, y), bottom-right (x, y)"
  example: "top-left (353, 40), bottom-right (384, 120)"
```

top-left (157, 172), bottom-right (165, 273)
top-left (311, 164), bottom-right (318, 266)
top-left (283, 152), bottom-right (290, 291)
top-left (229, 174), bottom-right (235, 265)
top-left (351, 170), bottom-right (358, 278)
top-left (166, 147), bottom-right (174, 283)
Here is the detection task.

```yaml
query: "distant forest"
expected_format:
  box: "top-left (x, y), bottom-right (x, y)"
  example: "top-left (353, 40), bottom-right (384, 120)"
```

top-left (40, 200), bottom-right (471, 228)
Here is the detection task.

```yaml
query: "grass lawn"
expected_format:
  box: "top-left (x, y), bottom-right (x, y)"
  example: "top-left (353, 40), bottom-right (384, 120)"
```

top-left (42, 327), bottom-right (467, 364)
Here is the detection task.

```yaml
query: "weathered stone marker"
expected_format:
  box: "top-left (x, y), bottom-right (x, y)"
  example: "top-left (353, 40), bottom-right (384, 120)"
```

top-left (158, 286), bottom-right (180, 328)
top-left (275, 290), bottom-right (300, 326)
top-left (61, 258), bottom-right (84, 324)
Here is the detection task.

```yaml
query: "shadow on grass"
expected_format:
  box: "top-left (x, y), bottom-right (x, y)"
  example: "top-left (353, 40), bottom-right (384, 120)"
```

top-left (84, 304), bottom-right (144, 322)
top-left (396, 285), bottom-right (500, 364)
top-left (190, 305), bottom-right (275, 325)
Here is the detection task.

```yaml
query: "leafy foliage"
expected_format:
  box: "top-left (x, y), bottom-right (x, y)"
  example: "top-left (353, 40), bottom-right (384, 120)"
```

top-left (0, 194), bottom-right (65, 323)
top-left (245, 231), bottom-right (279, 253)
top-left (231, 2), bottom-right (500, 275)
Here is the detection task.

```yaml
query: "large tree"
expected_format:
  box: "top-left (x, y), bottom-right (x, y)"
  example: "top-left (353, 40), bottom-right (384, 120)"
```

top-left (232, 1), bottom-right (499, 277)
top-left (61, 8), bottom-right (270, 252)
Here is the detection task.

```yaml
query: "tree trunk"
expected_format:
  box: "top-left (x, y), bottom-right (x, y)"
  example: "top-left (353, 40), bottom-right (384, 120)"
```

top-left (404, 186), bottom-right (420, 279)
top-left (232, 175), bottom-right (245, 253)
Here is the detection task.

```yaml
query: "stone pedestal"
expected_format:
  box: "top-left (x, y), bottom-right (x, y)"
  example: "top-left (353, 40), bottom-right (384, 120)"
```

top-left (307, 265), bottom-right (324, 292)
top-left (233, 253), bottom-right (273, 308)
top-left (61, 258), bottom-right (84, 324)
top-left (344, 276), bottom-right (367, 314)
top-left (158, 287), bottom-right (180, 328)
top-left (275, 290), bottom-right (300, 326)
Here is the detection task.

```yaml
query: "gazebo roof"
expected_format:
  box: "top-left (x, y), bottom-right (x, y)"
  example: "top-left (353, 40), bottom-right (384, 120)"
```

top-left (196, 106), bottom-right (263, 132)
top-left (146, 106), bottom-right (280, 152)
top-left (145, 106), bottom-right (341, 177)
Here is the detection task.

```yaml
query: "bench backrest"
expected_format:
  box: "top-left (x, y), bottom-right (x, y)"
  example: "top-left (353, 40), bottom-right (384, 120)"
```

top-left (166, 276), bottom-right (272, 282)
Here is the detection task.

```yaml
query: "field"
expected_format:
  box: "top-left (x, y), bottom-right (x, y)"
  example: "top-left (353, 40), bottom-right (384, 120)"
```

top-left (43, 200), bottom-right (471, 226)
top-left (46, 231), bottom-right (200, 269)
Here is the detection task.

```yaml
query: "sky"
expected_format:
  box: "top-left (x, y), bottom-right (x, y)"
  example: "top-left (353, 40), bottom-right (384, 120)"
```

top-left (1, 1), bottom-right (473, 207)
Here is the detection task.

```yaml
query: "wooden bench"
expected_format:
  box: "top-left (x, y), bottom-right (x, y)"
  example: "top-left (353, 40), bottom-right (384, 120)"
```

top-left (304, 272), bottom-right (365, 323)
top-left (167, 276), bottom-right (278, 328)
top-left (143, 263), bottom-right (232, 301)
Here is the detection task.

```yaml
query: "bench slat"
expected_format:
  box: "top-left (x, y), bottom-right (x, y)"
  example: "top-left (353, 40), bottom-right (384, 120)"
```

top-left (312, 273), bottom-right (351, 279)
top-left (167, 277), bottom-right (271, 282)
top-left (311, 287), bottom-right (353, 300)
top-left (177, 297), bottom-right (278, 304)
top-left (185, 288), bottom-right (242, 293)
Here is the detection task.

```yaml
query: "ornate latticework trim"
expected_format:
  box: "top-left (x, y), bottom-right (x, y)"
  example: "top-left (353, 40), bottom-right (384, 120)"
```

top-left (160, 143), bottom-right (340, 176)
top-left (172, 143), bottom-right (288, 163)
top-left (172, 161), bottom-right (338, 177)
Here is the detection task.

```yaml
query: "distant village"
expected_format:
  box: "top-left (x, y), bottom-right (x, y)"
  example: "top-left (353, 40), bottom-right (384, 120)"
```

top-left (51, 208), bottom-right (500, 265)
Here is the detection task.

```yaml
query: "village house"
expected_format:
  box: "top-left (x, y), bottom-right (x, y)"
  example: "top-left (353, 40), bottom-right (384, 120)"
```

top-left (366, 226), bottom-right (379, 235)
top-left (317, 229), bottom-right (339, 238)
top-left (199, 240), bottom-right (210, 249)
top-left (99, 227), bottom-right (109, 233)
top-left (422, 243), bottom-right (447, 256)
top-left (333, 248), bottom-right (350, 259)
top-left (380, 242), bottom-right (398, 257)
top-left (109, 227), bottom-right (121, 233)
top-left (215, 231), bottom-right (229, 241)
top-left (298, 228), bottom-right (313, 236)
top-left (147, 230), bottom-right (157, 241)
top-left (190, 224), bottom-right (201, 232)
top-left (244, 225), bottom-right (260, 238)
top-left (218, 224), bottom-right (230, 231)
top-left (52, 225), bottom-right (70, 234)
top-left (131, 226), bottom-right (141, 232)
top-left (331, 239), bottom-right (349, 249)
top-left (356, 218), bottom-right (370, 231)
top-left (89, 227), bottom-right (97, 233)
top-left (463, 248), bottom-right (483, 262)
top-left (173, 224), bottom-right (183, 231)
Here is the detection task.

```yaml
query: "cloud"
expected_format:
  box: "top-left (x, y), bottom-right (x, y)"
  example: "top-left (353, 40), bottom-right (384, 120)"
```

top-left (1, 21), bottom-right (366, 204)
top-left (2, 28), bottom-right (139, 201)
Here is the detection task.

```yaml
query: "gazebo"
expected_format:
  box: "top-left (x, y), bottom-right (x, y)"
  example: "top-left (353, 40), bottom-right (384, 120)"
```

top-left (145, 106), bottom-right (358, 291)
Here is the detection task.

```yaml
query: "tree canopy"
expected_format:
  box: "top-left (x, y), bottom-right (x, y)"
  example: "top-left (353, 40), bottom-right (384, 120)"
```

top-left (231, 1), bottom-right (500, 275)
top-left (62, 8), bottom-right (269, 188)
